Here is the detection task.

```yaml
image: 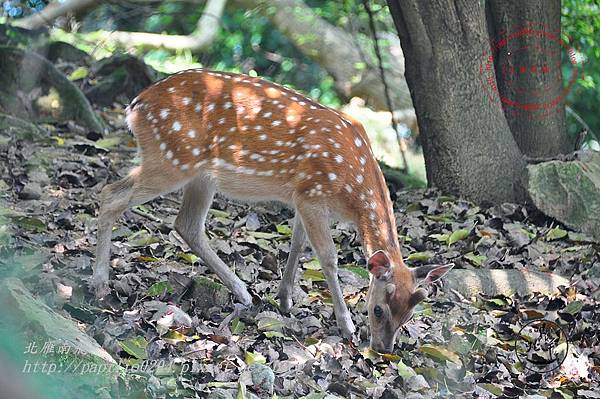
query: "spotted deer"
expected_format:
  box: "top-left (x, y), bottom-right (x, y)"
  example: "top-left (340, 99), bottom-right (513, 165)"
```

top-left (92, 69), bottom-right (453, 352)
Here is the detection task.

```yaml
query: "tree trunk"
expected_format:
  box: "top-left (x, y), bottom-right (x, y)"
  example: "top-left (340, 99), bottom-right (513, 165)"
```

top-left (486, 0), bottom-right (570, 157)
top-left (232, 0), bottom-right (413, 111)
top-left (386, 0), bottom-right (527, 204)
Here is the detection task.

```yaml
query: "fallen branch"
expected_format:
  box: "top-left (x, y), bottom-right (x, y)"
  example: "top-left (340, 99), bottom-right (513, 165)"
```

top-left (442, 269), bottom-right (570, 298)
top-left (11, 0), bottom-right (103, 30)
top-left (85, 0), bottom-right (226, 52)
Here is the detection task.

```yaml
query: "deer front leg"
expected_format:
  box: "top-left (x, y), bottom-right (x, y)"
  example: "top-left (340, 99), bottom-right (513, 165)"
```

top-left (277, 215), bottom-right (306, 312)
top-left (297, 203), bottom-right (355, 338)
top-left (174, 178), bottom-right (252, 306)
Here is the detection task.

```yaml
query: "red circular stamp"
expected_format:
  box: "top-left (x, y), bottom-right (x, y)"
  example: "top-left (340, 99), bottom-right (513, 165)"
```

top-left (479, 22), bottom-right (584, 120)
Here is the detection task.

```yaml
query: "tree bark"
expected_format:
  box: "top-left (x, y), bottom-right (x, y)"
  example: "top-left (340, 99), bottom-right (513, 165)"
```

top-left (232, 0), bottom-right (412, 111)
top-left (11, 0), bottom-right (102, 30)
top-left (386, 0), bottom-right (527, 204)
top-left (486, 0), bottom-right (570, 157)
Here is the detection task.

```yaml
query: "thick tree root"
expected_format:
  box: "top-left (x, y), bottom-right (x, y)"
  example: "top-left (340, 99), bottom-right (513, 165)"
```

top-left (0, 45), bottom-right (104, 133)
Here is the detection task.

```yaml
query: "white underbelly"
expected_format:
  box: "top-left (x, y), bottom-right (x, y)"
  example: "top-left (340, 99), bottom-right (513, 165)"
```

top-left (213, 171), bottom-right (295, 204)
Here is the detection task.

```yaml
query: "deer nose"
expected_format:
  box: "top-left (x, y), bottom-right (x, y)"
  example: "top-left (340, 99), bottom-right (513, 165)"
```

top-left (370, 340), bottom-right (395, 354)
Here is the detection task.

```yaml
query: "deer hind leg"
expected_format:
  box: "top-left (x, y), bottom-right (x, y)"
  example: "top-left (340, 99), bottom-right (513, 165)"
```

top-left (93, 166), bottom-right (187, 298)
top-left (174, 176), bottom-right (252, 306)
top-left (277, 215), bottom-right (306, 313)
top-left (296, 202), bottom-right (355, 338)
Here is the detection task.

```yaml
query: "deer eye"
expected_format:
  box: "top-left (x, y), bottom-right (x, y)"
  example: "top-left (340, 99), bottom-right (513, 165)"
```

top-left (374, 305), bottom-right (383, 318)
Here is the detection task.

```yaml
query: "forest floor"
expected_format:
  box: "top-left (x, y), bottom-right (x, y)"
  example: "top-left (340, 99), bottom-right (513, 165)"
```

top-left (1, 106), bottom-right (599, 399)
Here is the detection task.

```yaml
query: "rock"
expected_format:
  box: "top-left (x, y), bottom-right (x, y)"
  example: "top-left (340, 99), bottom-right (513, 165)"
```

top-left (18, 182), bottom-right (42, 200)
top-left (528, 152), bottom-right (600, 237)
top-left (85, 54), bottom-right (158, 106)
top-left (190, 276), bottom-right (231, 313)
top-left (249, 363), bottom-right (275, 396)
top-left (0, 278), bottom-right (119, 396)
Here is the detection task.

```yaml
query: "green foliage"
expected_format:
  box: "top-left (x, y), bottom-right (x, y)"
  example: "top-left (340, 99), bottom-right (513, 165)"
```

top-left (562, 0), bottom-right (600, 143)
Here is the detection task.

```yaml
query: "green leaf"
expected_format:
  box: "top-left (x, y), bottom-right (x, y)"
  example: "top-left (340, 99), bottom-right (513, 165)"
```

top-left (397, 359), bottom-right (417, 380)
top-left (208, 208), bottom-right (230, 218)
top-left (563, 300), bottom-right (584, 315)
top-left (429, 233), bottom-right (449, 243)
top-left (12, 216), bottom-right (46, 232)
top-left (94, 136), bottom-right (121, 150)
top-left (162, 330), bottom-right (188, 344)
top-left (477, 383), bottom-right (502, 396)
top-left (276, 223), bottom-right (292, 236)
top-left (118, 336), bottom-right (148, 359)
top-left (303, 269), bottom-right (325, 282)
top-left (419, 344), bottom-right (461, 364)
top-left (128, 230), bottom-right (160, 247)
top-left (257, 317), bottom-right (283, 332)
top-left (546, 227), bottom-right (568, 241)
top-left (244, 351), bottom-right (266, 365)
top-left (146, 281), bottom-right (174, 297)
top-left (407, 252), bottom-right (433, 262)
top-left (67, 66), bottom-right (88, 81)
top-left (304, 259), bottom-right (321, 270)
top-left (342, 265), bottom-right (369, 279)
top-left (263, 331), bottom-right (286, 338)
top-left (248, 231), bottom-right (280, 239)
top-left (448, 228), bottom-right (470, 246)
top-left (236, 381), bottom-right (247, 399)
top-left (464, 252), bottom-right (486, 267)
top-left (231, 317), bottom-right (245, 335)
top-left (178, 252), bottom-right (199, 264)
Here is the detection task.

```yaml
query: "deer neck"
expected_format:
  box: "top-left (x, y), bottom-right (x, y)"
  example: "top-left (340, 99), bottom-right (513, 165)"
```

top-left (355, 191), bottom-right (404, 268)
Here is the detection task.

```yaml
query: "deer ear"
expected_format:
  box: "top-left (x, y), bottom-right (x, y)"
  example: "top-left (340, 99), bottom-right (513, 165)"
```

top-left (367, 250), bottom-right (392, 280)
top-left (413, 263), bottom-right (454, 285)
top-left (409, 288), bottom-right (427, 307)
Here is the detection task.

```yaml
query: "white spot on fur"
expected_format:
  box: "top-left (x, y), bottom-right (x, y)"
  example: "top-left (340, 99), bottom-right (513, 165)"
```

top-left (160, 109), bottom-right (170, 119)
top-left (328, 173), bottom-right (337, 181)
top-left (354, 137), bottom-right (363, 147)
top-left (335, 155), bottom-right (343, 163)
top-left (356, 175), bottom-right (364, 184)
top-left (172, 121), bottom-right (182, 131)
top-left (182, 97), bottom-right (191, 105)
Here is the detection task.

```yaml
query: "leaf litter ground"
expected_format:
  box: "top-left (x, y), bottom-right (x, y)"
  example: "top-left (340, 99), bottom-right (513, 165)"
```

top-left (0, 112), bottom-right (599, 399)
